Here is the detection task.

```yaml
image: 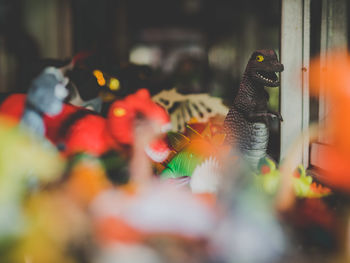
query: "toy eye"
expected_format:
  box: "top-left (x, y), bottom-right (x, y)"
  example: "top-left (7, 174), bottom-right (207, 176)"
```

top-left (93, 70), bottom-right (106, 86)
top-left (109, 78), bottom-right (120, 91)
top-left (113, 107), bottom-right (126, 117)
top-left (256, 55), bottom-right (264, 62)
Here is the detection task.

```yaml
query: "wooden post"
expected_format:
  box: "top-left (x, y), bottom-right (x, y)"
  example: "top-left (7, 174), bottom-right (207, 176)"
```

top-left (280, 0), bottom-right (310, 167)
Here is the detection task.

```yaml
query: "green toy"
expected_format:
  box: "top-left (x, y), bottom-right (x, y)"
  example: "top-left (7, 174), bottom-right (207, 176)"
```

top-left (255, 157), bottom-right (331, 198)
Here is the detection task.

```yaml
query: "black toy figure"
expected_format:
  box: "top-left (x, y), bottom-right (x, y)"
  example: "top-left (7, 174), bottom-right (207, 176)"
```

top-left (224, 49), bottom-right (284, 168)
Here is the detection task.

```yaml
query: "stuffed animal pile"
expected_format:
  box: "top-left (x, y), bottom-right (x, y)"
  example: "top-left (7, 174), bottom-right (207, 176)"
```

top-left (1, 50), bottom-right (350, 263)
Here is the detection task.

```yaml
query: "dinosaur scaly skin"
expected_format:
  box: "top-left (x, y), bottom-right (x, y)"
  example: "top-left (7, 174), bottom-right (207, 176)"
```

top-left (224, 50), bottom-right (284, 168)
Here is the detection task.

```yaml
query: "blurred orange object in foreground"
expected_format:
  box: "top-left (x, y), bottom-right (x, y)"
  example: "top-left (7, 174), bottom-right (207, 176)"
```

top-left (64, 157), bottom-right (112, 207)
top-left (309, 51), bottom-right (350, 191)
top-left (95, 216), bottom-right (144, 244)
top-left (314, 146), bottom-right (350, 191)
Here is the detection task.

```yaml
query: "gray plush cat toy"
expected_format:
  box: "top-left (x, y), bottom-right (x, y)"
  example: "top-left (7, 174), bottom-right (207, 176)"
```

top-left (20, 67), bottom-right (69, 136)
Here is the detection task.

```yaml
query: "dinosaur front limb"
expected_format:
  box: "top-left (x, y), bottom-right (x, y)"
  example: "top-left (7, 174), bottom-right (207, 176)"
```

top-left (247, 111), bottom-right (282, 123)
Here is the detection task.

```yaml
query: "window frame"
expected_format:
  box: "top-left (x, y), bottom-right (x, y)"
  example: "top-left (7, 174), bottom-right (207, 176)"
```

top-left (280, 0), bottom-right (311, 167)
top-left (280, 0), bottom-right (348, 170)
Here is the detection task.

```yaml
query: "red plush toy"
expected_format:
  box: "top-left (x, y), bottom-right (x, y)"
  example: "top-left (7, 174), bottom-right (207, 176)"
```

top-left (0, 94), bottom-right (26, 120)
top-left (0, 89), bottom-right (171, 161)
top-left (107, 89), bottom-right (171, 162)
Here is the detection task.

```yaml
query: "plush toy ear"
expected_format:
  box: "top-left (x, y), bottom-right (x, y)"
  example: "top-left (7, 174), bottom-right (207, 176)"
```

top-left (123, 89), bottom-right (150, 113)
top-left (72, 50), bottom-right (94, 66)
top-left (134, 88), bottom-right (150, 99)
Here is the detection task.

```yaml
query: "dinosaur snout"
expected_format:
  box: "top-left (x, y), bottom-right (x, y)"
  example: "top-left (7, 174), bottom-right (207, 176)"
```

top-left (275, 63), bottom-right (284, 72)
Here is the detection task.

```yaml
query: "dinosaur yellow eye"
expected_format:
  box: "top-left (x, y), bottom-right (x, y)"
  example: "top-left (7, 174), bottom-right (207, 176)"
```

top-left (256, 55), bottom-right (264, 62)
top-left (93, 70), bottom-right (106, 86)
top-left (113, 107), bottom-right (126, 117)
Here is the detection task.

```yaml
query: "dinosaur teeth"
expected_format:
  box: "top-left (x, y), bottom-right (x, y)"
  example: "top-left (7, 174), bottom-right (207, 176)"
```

top-left (257, 72), bottom-right (274, 83)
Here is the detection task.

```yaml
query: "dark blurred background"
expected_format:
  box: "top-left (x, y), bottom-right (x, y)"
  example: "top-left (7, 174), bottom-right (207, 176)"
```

top-left (0, 0), bottom-right (280, 101)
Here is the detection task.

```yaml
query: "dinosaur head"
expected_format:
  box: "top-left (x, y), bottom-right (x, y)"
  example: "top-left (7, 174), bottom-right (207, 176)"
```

top-left (245, 49), bottom-right (284, 87)
top-left (108, 89), bottom-right (171, 162)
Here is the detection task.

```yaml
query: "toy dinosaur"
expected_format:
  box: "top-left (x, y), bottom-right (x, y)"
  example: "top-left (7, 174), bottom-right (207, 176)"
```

top-left (224, 49), bottom-right (284, 168)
